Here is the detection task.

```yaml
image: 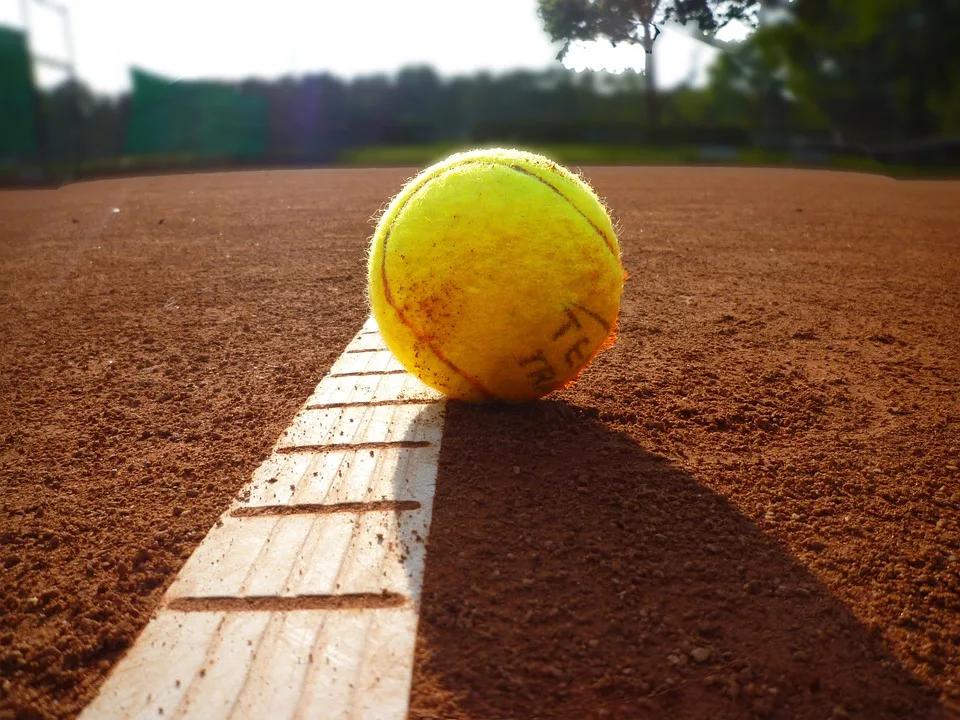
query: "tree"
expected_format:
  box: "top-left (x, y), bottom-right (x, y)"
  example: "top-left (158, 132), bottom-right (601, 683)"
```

top-left (759, 0), bottom-right (960, 144)
top-left (697, 38), bottom-right (830, 136)
top-left (537, 0), bottom-right (765, 126)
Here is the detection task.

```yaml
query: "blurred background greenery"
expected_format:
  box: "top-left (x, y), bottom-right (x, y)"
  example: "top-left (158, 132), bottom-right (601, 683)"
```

top-left (2, 0), bottom-right (959, 184)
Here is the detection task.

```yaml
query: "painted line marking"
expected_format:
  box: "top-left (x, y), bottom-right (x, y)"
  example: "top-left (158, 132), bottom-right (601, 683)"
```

top-left (303, 368), bottom-right (441, 408)
top-left (80, 318), bottom-right (445, 720)
top-left (277, 402), bottom-right (443, 453)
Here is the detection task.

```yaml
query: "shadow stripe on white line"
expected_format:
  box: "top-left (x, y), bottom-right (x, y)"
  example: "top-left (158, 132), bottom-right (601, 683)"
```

top-left (230, 500), bottom-right (422, 517)
top-left (167, 592), bottom-right (407, 613)
top-left (275, 439), bottom-right (432, 454)
top-left (330, 369), bottom-right (409, 377)
top-left (305, 397), bottom-right (442, 410)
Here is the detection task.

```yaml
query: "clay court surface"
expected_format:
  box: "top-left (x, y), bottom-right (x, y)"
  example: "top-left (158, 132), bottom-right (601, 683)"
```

top-left (0, 166), bottom-right (957, 719)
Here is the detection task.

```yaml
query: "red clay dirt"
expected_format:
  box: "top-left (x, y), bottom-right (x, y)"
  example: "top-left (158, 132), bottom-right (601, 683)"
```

top-left (0, 167), bottom-right (958, 719)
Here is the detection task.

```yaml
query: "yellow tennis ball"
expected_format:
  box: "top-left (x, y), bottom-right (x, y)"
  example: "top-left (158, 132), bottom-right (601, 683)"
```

top-left (368, 148), bottom-right (624, 403)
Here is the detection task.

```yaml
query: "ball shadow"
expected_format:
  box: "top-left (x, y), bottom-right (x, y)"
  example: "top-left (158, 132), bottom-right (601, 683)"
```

top-left (408, 400), bottom-right (946, 720)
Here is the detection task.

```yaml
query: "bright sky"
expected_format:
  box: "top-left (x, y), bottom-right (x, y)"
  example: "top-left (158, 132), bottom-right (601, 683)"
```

top-left (0, 0), bottom-right (749, 94)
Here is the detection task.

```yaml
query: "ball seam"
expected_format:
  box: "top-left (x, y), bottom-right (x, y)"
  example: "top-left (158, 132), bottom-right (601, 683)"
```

top-left (379, 170), bottom-right (497, 401)
top-left (504, 163), bottom-right (619, 259)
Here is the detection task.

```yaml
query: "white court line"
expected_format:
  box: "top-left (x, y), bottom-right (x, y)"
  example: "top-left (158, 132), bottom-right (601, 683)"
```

top-left (80, 318), bottom-right (445, 720)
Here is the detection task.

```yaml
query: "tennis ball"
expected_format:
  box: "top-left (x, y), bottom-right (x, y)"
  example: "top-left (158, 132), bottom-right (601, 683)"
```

top-left (368, 148), bottom-right (623, 403)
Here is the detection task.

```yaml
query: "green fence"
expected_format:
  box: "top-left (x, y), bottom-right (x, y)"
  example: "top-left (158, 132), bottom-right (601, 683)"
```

top-left (124, 68), bottom-right (267, 158)
top-left (0, 25), bottom-right (39, 161)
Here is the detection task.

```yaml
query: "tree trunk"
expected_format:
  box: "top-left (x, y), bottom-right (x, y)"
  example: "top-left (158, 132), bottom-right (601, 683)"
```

top-left (642, 21), bottom-right (659, 127)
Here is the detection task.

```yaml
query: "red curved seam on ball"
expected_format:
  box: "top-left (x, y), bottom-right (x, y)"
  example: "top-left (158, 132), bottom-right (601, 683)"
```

top-left (505, 164), bottom-right (620, 259)
top-left (380, 173), bottom-right (497, 401)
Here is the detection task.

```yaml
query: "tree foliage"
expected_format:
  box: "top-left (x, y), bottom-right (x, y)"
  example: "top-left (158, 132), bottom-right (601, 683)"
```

top-left (537, 0), bottom-right (764, 124)
top-left (37, 65), bottom-right (805, 169)
top-left (759, 0), bottom-right (960, 143)
top-left (538, 0), bottom-right (763, 54)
